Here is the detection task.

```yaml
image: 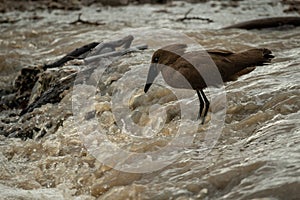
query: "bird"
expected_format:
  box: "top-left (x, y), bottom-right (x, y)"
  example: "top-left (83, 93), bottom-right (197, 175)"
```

top-left (144, 44), bottom-right (274, 124)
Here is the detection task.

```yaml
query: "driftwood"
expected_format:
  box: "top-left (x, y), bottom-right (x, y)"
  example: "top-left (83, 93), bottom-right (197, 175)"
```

top-left (176, 8), bottom-right (213, 23)
top-left (70, 13), bottom-right (106, 26)
top-left (222, 16), bottom-right (300, 29)
top-left (85, 44), bottom-right (147, 64)
top-left (86, 35), bottom-right (134, 58)
top-left (43, 41), bottom-right (100, 69)
top-left (18, 35), bottom-right (147, 116)
top-left (22, 43), bottom-right (147, 116)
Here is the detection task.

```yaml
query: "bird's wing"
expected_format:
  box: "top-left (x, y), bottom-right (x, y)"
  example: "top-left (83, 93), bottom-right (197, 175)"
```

top-left (206, 52), bottom-right (238, 83)
top-left (207, 49), bottom-right (234, 56)
top-left (173, 51), bottom-right (224, 88)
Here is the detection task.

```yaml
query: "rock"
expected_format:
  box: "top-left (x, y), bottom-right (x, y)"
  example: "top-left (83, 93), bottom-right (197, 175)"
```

top-left (91, 170), bottom-right (142, 197)
top-left (99, 0), bottom-right (129, 6)
top-left (99, 111), bottom-right (115, 128)
top-left (17, 179), bottom-right (41, 190)
top-left (136, 0), bottom-right (172, 4)
top-left (95, 101), bottom-right (112, 114)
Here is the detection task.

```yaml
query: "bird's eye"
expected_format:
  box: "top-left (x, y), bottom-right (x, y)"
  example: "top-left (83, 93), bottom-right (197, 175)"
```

top-left (153, 57), bottom-right (159, 63)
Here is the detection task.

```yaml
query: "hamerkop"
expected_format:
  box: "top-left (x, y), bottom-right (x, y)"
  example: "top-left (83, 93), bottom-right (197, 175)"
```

top-left (144, 44), bottom-right (274, 124)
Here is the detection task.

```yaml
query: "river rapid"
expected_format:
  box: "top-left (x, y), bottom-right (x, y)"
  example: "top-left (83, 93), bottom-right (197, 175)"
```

top-left (0, 0), bottom-right (299, 199)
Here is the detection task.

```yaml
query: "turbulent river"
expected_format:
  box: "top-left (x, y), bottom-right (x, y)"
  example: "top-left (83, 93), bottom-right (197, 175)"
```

top-left (0, 0), bottom-right (299, 199)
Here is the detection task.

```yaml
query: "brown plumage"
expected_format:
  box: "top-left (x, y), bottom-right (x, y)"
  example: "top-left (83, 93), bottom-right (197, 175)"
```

top-left (144, 44), bottom-right (274, 124)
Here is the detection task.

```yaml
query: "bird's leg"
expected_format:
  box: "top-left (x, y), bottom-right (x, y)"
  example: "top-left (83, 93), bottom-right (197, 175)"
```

top-left (196, 90), bottom-right (204, 121)
top-left (200, 90), bottom-right (210, 124)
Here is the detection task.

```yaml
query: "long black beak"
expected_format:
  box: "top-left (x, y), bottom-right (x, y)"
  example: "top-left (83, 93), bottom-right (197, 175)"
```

top-left (144, 63), bottom-right (159, 93)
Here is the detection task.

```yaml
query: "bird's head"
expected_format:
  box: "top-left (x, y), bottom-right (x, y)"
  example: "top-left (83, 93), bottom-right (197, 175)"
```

top-left (144, 44), bottom-right (187, 93)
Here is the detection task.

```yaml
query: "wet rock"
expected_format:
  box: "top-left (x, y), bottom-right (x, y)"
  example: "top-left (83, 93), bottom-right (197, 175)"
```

top-left (131, 108), bottom-right (147, 125)
top-left (28, 68), bottom-right (76, 105)
top-left (99, 111), bottom-right (115, 128)
top-left (42, 139), bottom-right (61, 157)
top-left (136, 0), bottom-right (172, 4)
top-left (165, 104), bottom-right (180, 122)
top-left (2, 92), bottom-right (73, 139)
top-left (0, 0), bottom-right (175, 12)
top-left (91, 183), bottom-right (109, 197)
top-left (243, 102), bottom-right (260, 112)
top-left (0, 93), bottom-right (17, 111)
top-left (99, 0), bottom-right (130, 6)
top-left (206, 161), bottom-right (265, 190)
top-left (127, 86), bottom-right (179, 126)
top-left (186, 182), bottom-right (203, 193)
top-left (99, 184), bottom-right (146, 200)
top-left (282, 0), bottom-right (300, 14)
top-left (0, 0), bottom-right (82, 12)
top-left (2, 66), bottom-right (42, 110)
top-left (108, 124), bottom-right (121, 135)
top-left (91, 170), bottom-right (142, 197)
top-left (138, 112), bottom-right (151, 126)
top-left (0, 183), bottom-right (65, 199)
top-left (160, 124), bottom-right (178, 137)
top-left (262, 92), bottom-right (292, 111)
top-left (198, 188), bottom-right (208, 198)
top-left (129, 87), bottom-right (177, 110)
top-left (232, 110), bottom-right (274, 132)
top-left (185, 0), bottom-right (208, 3)
top-left (95, 101), bottom-right (112, 114)
top-left (129, 137), bottom-right (170, 152)
top-left (17, 179), bottom-right (41, 190)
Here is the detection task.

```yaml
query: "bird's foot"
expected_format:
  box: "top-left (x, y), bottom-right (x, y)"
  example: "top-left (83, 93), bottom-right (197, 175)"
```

top-left (201, 116), bottom-right (206, 125)
top-left (197, 114), bottom-right (206, 125)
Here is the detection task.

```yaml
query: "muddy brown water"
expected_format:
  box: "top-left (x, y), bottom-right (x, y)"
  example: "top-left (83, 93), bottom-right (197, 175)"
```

top-left (0, 1), bottom-right (299, 199)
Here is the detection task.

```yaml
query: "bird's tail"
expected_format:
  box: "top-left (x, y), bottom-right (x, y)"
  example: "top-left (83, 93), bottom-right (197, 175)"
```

top-left (237, 48), bottom-right (274, 67)
top-left (226, 48), bottom-right (274, 81)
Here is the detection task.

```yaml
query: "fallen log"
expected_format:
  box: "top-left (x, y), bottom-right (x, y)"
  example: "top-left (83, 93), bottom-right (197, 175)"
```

top-left (43, 42), bottom-right (100, 69)
top-left (19, 35), bottom-right (147, 116)
top-left (176, 8), bottom-right (213, 23)
top-left (84, 44), bottom-right (148, 64)
top-left (222, 16), bottom-right (300, 29)
top-left (20, 44), bottom-right (148, 116)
